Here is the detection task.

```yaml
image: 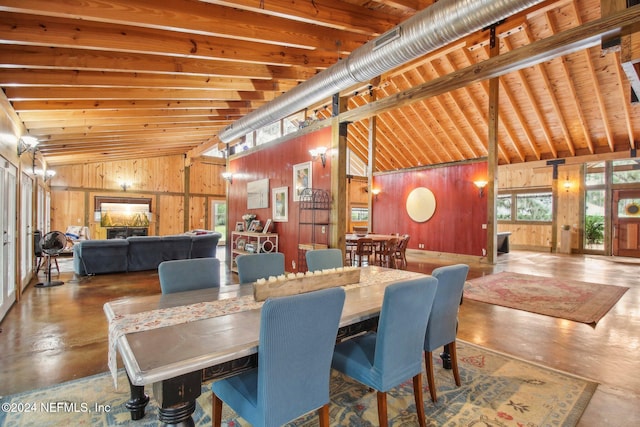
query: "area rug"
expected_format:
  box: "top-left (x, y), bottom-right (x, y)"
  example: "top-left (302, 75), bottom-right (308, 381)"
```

top-left (0, 341), bottom-right (596, 426)
top-left (465, 272), bottom-right (628, 324)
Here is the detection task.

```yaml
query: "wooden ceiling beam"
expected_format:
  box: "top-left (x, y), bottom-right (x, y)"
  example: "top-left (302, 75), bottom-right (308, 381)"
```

top-left (5, 87), bottom-right (280, 102)
top-left (28, 122), bottom-right (225, 136)
top-left (498, 39), bottom-right (557, 158)
top-left (22, 115), bottom-right (233, 129)
top-left (569, 1), bottom-right (615, 152)
top-left (346, 121), bottom-right (388, 171)
top-left (362, 86), bottom-right (437, 166)
top-left (522, 25), bottom-right (576, 156)
top-left (45, 152), bottom-right (187, 165)
top-left (37, 131), bottom-right (217, 145)
top-left (345, 104), bottom-right (399, 171)
top-left (0, 12), bottom-right (338, 69)
top-left (375, 82), bottom-right (443, 165)
top-left (199, 0), bottom-right (399, 35)
top-left (0, 0), bottom-right (369, 52)
top-left (0, 45), bottom-right (317, 81)
top-left (339, 3), bottom-right (640, 145)
top-left (410, 65), bottom-right (481, 159)
top-left (0, 70), bottom-right (299, 92)
top-left (17, 109), bottom-right (249, 121)
top-left (39, 138), bottom-right (212, 152)
top-left (497, 77), bottom-right (543, 160)
top-left (431, 56), bottom-right (489, 159)
top-left (613, 54), bottom-right (637, 148)
top-left (10, 99), bottom-right (266, 111)
top-left (374, 0), bottom-right (433, 13)
top-left (440, 53), bottom-right (511, 164)
top-left (460, 48), bottom-right (522, 163)
top-left (350, 95), bottom-right (414, 169)
top-left (544, 12), bottom-right (594, 154)
top-left (392, 75), bottom-right (461, 163)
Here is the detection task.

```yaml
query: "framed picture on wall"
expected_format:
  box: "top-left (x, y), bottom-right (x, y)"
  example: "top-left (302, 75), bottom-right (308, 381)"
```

top-left (293, 161), bottom-right (312, 201)
top-left (247, 178), bottom-right (269, 209)
top-left (263, 219), bottom-right (272, 233)
top-left (272, 187), bottom-right (288, 222)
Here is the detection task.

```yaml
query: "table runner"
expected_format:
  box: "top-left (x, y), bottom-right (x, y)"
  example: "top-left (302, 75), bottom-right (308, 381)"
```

top-left (107, 268), bottom-right (423, 388)
top-left (108, 294), bottom-right (264, 388)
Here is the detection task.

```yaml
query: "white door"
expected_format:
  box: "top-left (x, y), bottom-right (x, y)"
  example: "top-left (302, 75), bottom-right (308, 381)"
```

top-left (211, 200), bottom-right (226, 244)
top-left (20, 174), bottom-right (33, 291)
top-left (1, 159), bottom-right (17, 322)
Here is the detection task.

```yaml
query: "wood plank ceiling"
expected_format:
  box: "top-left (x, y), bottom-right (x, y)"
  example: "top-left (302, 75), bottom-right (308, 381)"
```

top-left (0, 0), bottom-right (638, 170)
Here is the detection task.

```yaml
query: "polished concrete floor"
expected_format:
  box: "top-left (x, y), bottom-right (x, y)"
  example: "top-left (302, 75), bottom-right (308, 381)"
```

top-left (0, 250), bottom-right (638, 426)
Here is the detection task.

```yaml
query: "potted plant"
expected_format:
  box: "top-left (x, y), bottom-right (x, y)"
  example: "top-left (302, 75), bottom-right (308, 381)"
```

top-left (584, 215), bottom-right (604, 244)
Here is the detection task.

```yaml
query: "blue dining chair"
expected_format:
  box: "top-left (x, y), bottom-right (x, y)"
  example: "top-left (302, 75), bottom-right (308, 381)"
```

top-left (236, 252), bottom-right (285, 284)
top-left (331, 276), bottom-right (438, 427)
top-left (305, 248), bottom-right (343, 272)
top-left (423, 264), bottom-right (469, 402)
top-left (158, 257), bottom-right (220, 294)
top-left (211, 287), bottom-right (346, 427)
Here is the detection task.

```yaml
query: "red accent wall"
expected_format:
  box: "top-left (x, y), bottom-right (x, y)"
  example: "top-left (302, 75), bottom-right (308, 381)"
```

top-left (372, 163), bottom-right (488, 256)
top-left (228, 127), bottom-right (332, 272)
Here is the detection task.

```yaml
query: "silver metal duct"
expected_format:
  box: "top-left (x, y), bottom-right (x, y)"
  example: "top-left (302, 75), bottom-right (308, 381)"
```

top-left (219, 0), bottom-right (543, 143)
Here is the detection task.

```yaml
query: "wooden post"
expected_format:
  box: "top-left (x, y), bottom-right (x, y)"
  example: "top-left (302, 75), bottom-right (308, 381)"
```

top-left (183, 162), bottom-right (190, 232)
top-left (330, 95), bottom-right (348, 253)
top-left (366, 85), bottom-right (377, 233)
top-left (486, 25), bottom-right (500, 265)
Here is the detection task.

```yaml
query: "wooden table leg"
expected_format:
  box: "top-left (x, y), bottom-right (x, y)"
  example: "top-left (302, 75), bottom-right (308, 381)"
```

top-left (126, 373), bottom-right (149, 420)
top-left (153, 370), bottom-right (202, 427)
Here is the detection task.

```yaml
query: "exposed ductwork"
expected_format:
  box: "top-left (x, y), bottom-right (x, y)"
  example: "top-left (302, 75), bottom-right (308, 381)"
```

top-left (218, 0), bottom-right (544, 143)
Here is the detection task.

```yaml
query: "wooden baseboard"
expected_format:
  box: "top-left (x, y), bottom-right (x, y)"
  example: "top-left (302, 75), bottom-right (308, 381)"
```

top-left (406, 249), bottom-right (486, 264)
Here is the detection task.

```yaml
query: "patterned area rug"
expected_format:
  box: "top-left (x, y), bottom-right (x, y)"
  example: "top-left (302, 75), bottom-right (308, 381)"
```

top-left (465, 272), bottom-right (629, 324)
top-left (1, 341), bottom-right (596, 426)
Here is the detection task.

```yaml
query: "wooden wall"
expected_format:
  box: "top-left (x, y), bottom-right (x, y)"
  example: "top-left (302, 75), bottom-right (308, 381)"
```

top-left (372, 162), bottom-right (488, 256)
top-left (497, 161), bottom-right (582, 251)
top-left (227, 127), bottom-right (332, 272)
top-left (49, 156), bottom-right (226, 239)
top-left (347, 176), bottom-right (369, 232)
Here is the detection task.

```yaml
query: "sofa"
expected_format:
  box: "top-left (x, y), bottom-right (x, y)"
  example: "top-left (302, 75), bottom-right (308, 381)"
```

top-left (73, 232), bottom-right (221, 275)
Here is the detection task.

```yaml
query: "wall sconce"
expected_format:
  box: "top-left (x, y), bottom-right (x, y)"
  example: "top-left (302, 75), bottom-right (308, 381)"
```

top-left (474, 180), bottom-right (488, 197)
top-left (371, 188), bottom-right (381, 200)
top-left (120, 181), bottom-right (131, 192)
top-left (35, 169), bottom-right (56, 182)
top-left (222, 172), bottom-right (233, 184)
top-left (563, 176), bottom-right (572, 192)
top-left (309, 147), bottom-right (327, 168)
top-left (17, 135), bottom-right (39, 156)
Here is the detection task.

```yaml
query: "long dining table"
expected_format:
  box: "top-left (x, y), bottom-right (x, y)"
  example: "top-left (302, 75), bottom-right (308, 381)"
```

top-left (103, 265), bottom-right (426, 426)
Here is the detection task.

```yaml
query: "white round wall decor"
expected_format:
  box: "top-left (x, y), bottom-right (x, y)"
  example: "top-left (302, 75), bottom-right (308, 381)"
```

top-left (406, 187), bottom-right (436, 222)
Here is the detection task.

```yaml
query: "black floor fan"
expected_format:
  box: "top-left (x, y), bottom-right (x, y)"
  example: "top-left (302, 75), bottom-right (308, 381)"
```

top-left (35, 231), bottom-right (66, 288)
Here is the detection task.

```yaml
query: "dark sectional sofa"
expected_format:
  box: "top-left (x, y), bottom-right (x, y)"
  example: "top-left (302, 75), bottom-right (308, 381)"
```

top-left (73, 232), bottom-right (221, 275)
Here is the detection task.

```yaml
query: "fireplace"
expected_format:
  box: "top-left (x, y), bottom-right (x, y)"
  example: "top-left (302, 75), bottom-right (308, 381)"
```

top-left (106, 227), bottom-right (149, 239)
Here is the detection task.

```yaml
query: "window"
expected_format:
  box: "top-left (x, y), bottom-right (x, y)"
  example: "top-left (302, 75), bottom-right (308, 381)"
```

top-left (612, 160), bottom-right (640, 184)
top-left (255, 121), bottom-right (281, 145)
top-left (351, 207), bottom-right (369, 222)
top-left (498, 191), bottom-right (553, 223)
top-left (515, 193), bottom-right (552, 221)
top-left (497, 195), bottom-right (512, 220)
top-left (284, 112), bottom-right (304, 135)
top-left (585, 162), bottom-right (605, 186)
